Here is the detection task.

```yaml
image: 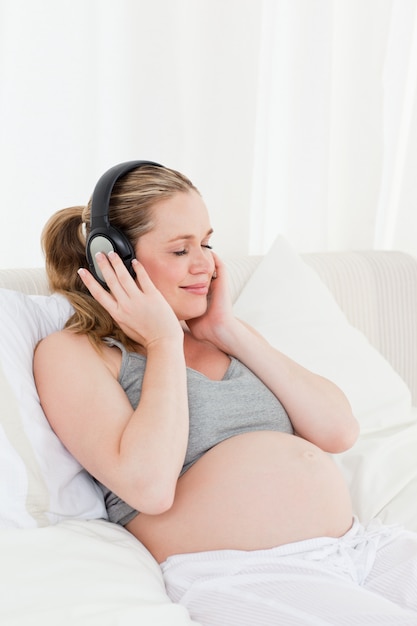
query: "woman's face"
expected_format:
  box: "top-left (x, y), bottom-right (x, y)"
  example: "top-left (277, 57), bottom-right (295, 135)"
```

top-left (134, 190), bottom-right (215, 320)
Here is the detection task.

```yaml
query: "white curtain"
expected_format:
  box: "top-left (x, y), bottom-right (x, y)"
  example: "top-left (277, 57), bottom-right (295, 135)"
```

top-left (250, 0), bottom-right (417, 255)
top-left (0, 0), bottom-right (261, 267)
top-left (0, 0), bottom-right (416, 268)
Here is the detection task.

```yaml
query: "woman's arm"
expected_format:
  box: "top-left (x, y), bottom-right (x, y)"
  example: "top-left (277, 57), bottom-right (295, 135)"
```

top-left (34, 254), bottom-right (189, 515)
top-left (212, 321), bottom-right (359, 453)
top-left (188, 255), bottom-right (359, 454)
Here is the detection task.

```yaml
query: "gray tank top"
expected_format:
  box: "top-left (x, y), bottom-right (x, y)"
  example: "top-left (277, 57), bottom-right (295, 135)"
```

top-left (99, 339), bottom-right (293, 525)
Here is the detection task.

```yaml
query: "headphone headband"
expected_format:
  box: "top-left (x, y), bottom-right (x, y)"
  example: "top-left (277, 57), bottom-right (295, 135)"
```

top-left (90, 160), bottom-right (163, 228)
top-left (86, 159), bottom-right (163, 287)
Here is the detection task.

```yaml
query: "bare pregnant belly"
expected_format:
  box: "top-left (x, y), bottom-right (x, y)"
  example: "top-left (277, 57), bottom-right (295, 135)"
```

top-left (127, 431), bottom-right (353, 563)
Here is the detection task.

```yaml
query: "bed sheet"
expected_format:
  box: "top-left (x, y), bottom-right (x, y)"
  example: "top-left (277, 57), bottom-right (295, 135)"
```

top-left (0, 518), bottom-right (200, 626)
top-left (335, 407), bottom-right (417, 531)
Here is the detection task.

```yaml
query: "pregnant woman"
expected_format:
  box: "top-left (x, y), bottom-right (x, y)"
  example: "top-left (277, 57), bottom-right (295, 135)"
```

top-left (34, 161), bottom-right (417, 625)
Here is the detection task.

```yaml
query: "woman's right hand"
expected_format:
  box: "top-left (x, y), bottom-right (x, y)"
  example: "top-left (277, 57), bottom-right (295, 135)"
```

top-left (78, 251), bottom-right (183, 348)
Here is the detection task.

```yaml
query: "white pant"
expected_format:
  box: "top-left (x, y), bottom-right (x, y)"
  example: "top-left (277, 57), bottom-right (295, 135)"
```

top-left (161, 518), bottom-right (417, 625)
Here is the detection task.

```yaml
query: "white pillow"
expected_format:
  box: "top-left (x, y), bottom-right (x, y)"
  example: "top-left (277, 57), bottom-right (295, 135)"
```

top-left (233, 236), bottom-right (412, 433)
top-left (0, 519), bottom-right (196, 625)
top-left (0, 289), bottom-right (107, 528)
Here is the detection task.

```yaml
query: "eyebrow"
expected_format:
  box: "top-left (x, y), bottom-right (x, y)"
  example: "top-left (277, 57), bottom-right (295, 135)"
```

top-left (167, 228), bottom-right (214, 243)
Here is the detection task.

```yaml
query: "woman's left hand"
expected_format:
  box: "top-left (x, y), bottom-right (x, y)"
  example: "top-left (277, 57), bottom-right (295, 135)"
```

top-left (187, 253), bottom-right (239, 350)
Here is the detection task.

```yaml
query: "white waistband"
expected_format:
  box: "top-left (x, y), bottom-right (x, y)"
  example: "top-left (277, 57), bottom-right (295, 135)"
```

top-left (161, 517), bottom-right (401, 586)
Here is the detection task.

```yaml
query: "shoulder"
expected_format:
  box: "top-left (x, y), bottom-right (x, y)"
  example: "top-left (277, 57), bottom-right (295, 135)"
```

top-left (35, 329), bottom-right (97, 368)
top-left (36, 328), bottom-right (91, 351)
top-left (34, 330), bottom-right (121, 379)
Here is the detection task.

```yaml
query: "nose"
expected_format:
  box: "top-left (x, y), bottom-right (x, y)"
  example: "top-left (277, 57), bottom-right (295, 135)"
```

top-left (189, 248), bottom-right (214, 275)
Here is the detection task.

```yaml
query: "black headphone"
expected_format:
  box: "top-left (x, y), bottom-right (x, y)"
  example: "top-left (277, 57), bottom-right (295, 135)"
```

top-left (85, 160), bottom-right (163, 287)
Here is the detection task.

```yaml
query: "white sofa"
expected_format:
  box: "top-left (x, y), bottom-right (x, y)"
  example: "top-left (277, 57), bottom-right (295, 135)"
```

top-left (1, 236), bottom-right (417, 625)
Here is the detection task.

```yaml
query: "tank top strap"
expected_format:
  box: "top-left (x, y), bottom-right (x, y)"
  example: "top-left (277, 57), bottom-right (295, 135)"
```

top-left (103, 336), bottom-right (128, 353)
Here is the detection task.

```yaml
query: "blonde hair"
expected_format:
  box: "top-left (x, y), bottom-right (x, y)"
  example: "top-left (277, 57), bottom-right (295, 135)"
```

top-left (42, 163), bottom-right (198, 350)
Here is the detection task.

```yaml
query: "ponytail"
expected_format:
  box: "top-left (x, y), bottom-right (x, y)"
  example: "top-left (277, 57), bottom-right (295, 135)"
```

top-left (42, 206), bottom-right (86, 294)
top-left (41, 206), bottom-right (133, 350)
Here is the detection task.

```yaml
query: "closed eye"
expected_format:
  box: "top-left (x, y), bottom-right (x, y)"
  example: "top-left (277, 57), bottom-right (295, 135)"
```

top-left (174, 244), bottom-right (213, 256)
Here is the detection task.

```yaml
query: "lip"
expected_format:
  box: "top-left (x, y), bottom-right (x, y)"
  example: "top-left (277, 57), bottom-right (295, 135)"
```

top-left (180, 283), bottom-right (209, 295)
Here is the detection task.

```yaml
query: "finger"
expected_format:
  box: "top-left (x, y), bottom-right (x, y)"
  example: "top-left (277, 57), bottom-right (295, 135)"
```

top-left (79, 252), bottom-right (132, 306)
top-left (212, 252), bottom-right (224, 271)
top-left (104, 251), bottom-right (138, 295)
top-left (211, 252), bottom-right (227, 283)
top-left (95, 252), bottom-right (144, 308)
top-left (77, 266), bottom-right (117, 310)
top-left (131, 259), bottom-right (157, 292)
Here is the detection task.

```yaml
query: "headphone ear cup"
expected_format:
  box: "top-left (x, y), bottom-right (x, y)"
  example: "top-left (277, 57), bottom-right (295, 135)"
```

top-left (85, 225), bottom-right (136, 287)
top-left (86, 161), bottom-right (163, 288)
